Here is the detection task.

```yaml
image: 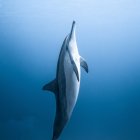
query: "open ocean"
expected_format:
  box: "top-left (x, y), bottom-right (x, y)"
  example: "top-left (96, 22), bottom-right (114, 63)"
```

top-left (0, 0), bottom-right (140, 140)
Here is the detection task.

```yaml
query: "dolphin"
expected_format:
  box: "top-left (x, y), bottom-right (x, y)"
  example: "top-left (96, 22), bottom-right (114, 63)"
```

top-left (42, 21), bottom-right (88, 140)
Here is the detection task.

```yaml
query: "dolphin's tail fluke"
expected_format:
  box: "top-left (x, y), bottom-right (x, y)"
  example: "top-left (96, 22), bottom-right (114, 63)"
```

top-left (52, 137), bottom-right (56, 140)
top-left (52, 136), bottom-right (57, 140)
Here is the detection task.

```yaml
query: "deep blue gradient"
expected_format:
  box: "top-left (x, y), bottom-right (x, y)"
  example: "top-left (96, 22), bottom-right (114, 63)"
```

top-left (0, 0), bottom-right (140, 140)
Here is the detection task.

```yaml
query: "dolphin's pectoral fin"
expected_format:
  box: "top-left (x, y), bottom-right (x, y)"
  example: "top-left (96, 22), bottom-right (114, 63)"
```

top-left (72, 60), bottom-right (79, 81)
top-left (42, 79), bottom-right (58, 94)
top-left (80, 56), bottom-right (89, 73)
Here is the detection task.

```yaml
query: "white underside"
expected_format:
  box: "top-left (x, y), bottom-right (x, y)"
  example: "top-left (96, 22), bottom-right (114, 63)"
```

top-left (64, 50), bottom-right (80, 116)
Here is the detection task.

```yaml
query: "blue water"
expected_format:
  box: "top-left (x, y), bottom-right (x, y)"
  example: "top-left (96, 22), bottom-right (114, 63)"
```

top-left (0, 0), bottom-right (140, 140)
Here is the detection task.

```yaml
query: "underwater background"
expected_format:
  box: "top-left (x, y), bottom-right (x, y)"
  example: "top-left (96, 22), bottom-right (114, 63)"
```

top-left (0, 0), bottom-right (140, 140)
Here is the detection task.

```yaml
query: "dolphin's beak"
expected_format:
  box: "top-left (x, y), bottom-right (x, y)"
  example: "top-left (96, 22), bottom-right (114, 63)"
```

top-left (72, 20), bottom-right (76, 27)
top-left (70, 21), bottom-right (76, 39)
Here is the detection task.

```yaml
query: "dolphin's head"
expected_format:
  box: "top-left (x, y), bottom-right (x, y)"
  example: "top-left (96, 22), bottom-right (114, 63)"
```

top-left (69, 21), bottom-right (76, 40)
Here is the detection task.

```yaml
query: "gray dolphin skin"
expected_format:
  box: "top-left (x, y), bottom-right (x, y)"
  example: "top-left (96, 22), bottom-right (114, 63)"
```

top-left (42, 21), bottom-right (88, 140)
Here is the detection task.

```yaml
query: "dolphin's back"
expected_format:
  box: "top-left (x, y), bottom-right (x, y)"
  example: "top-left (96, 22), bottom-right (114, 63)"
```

top-left (52, 36), bottom-right (68, 140)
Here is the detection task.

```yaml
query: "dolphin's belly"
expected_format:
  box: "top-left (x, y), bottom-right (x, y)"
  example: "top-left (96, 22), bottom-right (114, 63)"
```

top-left (64, 51), bottom-right (80, 116)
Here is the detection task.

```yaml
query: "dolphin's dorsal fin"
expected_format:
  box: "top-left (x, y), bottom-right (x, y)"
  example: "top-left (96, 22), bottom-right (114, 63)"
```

top-left (80, 56), bottom-right (89, 73)
top-left (42, 79), bottom-right (58, 94)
